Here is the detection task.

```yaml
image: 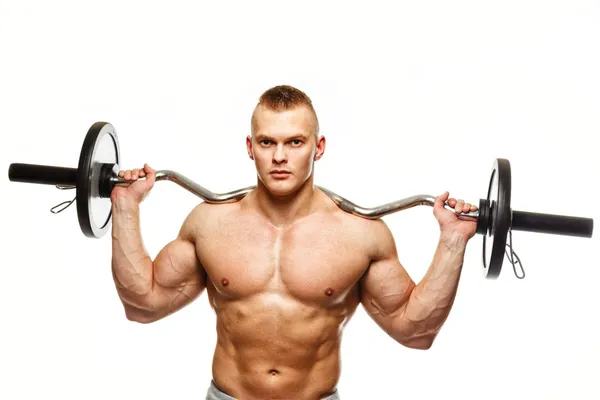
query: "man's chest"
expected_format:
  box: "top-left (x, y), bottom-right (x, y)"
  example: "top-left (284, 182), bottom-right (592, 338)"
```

top-left (195, 216), bottom-right (372, 302)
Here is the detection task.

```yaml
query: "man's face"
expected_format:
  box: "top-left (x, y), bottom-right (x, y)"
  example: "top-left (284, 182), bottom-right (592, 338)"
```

top-left (247, 105), bottom-right (325, 197)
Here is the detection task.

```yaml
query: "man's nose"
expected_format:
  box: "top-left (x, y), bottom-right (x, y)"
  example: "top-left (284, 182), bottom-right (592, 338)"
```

top-left (273, 144), bottom-right (287, 163)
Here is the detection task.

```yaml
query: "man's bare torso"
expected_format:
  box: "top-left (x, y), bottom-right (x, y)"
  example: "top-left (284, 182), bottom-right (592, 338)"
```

top-left (193, 189), bottom-right (379, 399)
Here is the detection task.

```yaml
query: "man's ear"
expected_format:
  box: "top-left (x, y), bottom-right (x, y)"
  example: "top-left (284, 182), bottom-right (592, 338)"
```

top-left (314, 135), bottom-right (326, 161)
top-left (246, 135), bottom-right (254, 160)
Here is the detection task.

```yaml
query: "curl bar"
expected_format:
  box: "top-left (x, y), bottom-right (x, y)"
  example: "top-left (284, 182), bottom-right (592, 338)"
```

top-left (7, 122), bottom-right (594, 279)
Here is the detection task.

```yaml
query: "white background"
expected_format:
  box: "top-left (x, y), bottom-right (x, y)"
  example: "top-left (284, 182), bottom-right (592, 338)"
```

top-left (1, 1), bottom-right (599, 399)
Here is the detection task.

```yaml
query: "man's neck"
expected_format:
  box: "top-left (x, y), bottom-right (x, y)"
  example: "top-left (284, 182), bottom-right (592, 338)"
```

top-left (250, 178), bottom-right (319, 228)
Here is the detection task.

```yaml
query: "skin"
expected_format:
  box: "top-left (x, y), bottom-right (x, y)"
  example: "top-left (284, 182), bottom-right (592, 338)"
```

top-left (110, 104), bottom-right (478, 400)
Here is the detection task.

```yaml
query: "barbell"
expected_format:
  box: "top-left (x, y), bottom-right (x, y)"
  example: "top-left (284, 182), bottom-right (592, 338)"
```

top-left (7, 122), bottom-right (594, 279)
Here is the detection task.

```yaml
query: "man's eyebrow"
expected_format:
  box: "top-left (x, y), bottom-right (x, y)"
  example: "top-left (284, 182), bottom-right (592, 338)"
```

top-left (287, 133), bottom-right (309, 140)
top-left (254, 134), bottom-right (272, 141)
top-left (255, 133), bottom-right (309, 141)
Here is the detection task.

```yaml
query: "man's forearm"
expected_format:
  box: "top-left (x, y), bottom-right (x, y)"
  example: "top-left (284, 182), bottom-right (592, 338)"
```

top-left (395, 233), bottom-right (467, 345)
top-left (111, 200), bottom-right (153, 298)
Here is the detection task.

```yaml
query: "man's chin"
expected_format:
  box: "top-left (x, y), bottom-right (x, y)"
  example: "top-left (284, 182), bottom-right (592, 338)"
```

top-left (264, 179), bottom-right (297, 197)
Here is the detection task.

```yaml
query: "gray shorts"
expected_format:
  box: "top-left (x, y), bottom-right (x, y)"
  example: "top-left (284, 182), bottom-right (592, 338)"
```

top-left (205, 380), bottom-right (340, 400)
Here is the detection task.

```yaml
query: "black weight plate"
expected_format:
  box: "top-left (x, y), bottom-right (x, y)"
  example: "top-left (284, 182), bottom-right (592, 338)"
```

top-left (482, 158), bottom-right (511, 279)
top-left (76, 122), bottom-right (120, 238)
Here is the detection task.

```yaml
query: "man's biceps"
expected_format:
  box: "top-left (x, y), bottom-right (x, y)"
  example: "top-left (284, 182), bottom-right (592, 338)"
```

top-left (153, 240), bottom-right (202, 284)
top-left (171, 237), bottom-right (200, 263)
top-left (371, 257), bottom-right (409, 280)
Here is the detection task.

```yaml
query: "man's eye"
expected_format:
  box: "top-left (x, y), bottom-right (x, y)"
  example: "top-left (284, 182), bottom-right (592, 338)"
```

top-left (291, 140), bottom-right (302, 145)
top-left (261, 140), bottom-right (271, 145)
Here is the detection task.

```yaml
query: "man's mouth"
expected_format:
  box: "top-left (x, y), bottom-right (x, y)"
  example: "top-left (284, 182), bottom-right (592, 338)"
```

top-left (270, 170), bottom-right (291, 178)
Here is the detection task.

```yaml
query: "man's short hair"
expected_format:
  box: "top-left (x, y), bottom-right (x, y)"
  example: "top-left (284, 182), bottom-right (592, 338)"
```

top-left (251, 85), bottom-right (320, 136)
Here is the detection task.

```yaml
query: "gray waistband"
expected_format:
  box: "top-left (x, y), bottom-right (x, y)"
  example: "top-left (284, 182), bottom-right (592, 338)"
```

top-left (205, 380), bottom-right (340, 400)
top-left (206, 380), bottom-right (236, 400)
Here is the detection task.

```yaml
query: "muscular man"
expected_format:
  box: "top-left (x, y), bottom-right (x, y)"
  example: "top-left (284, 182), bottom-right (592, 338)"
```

top-left (110, 85), bottom-right (478, 400)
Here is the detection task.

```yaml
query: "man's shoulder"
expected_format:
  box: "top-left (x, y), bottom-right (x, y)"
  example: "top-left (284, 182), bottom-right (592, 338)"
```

top-left (329, 213), bottom-right (395, 264)
top-left (188, 199), bottom-right (244, 223)
top-left (180, 200), bottom-right (243, 237)
top-left (321, 191), bottom-right (390, 234)
top-left (321, 194), bottom-right (393, 250)
top-left (338, 211), bottom-right (393, 243)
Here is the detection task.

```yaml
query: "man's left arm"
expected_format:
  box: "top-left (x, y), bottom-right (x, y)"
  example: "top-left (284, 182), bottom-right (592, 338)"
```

top-left (359, 194), bottom-right (475, 350)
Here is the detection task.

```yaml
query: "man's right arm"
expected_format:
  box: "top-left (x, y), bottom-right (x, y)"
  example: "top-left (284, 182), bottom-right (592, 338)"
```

top-left (111, 200), bottom-right (207, 324)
